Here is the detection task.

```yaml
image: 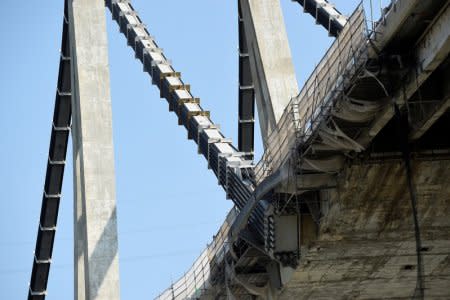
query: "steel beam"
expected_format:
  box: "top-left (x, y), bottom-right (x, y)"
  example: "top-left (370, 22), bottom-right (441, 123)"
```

top-left (69, 0), bottom-right (120, 299)
top-left (410, 96), bottom-right (450, 140)
top-left (28, 4), bottom-right (71, 299)
top-left (292, 0), bottom-right (347, 37)
top-left (238, 0), bottom-right (255, 160)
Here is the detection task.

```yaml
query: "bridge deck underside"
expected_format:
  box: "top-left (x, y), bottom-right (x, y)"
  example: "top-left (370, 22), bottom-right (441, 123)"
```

top-left (279, 160), bottom-right (450, 299)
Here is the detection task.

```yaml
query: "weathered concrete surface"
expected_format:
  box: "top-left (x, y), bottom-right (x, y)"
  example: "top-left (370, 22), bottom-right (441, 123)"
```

top-left (69, 0), bottom-right (120, 299)
top-left (240, 0), bottom-right (299, 144)
top-left (279, 160), bottom-right (450, 299)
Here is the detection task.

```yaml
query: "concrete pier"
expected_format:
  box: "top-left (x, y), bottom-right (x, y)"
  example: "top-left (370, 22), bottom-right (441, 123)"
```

top-left (69, 0), bottom-right (120, 299)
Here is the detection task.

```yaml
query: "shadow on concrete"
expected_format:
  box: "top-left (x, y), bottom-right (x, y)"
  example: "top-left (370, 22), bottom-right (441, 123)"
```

top-left (76, 206), bottom-right (119, 299)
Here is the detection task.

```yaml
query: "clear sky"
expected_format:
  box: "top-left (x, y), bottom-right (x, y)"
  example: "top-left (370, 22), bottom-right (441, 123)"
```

top-left (0, 0), bottom-right (370, 299)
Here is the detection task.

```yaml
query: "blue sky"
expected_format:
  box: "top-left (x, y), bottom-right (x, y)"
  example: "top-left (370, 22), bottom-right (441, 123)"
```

top-left (0, 1), bottom-right (364, 298)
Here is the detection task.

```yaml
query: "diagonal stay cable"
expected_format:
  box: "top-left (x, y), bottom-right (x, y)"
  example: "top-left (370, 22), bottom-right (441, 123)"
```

top-left (105, 0), bottom-right (267, 239)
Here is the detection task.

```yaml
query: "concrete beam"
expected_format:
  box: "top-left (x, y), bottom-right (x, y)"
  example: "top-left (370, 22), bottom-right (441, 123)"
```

top-left (409, 95), bottom-right (450, 140)
top-left (240, 0), bottom-right (299, 145)
top-left (359, 2), bottom-right (450, 145)
top-left (370, 0), bottom-right (421, 52)
top-left (410, 57), bottom-right (450, 140)
top-left (69, 0), bottom-right (120, 299)
top-left (415, 3), bottom-right (450, 75)
top-left (277, 173), bottom-right (337, 194)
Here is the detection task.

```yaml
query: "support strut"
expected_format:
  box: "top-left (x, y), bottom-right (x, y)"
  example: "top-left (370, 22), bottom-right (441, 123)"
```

top-left (238, 0), bottom-right (255, 161)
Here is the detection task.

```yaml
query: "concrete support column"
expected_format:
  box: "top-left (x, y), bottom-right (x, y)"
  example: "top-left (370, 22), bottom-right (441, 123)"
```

top-left (240, 0), bottom-right (299, 145)
top-left (69, 0), bottom-right (120, 299)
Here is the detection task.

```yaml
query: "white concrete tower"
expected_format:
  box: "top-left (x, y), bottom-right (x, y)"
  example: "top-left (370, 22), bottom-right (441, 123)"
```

top-left (69, 0), bottom-right (120, 299)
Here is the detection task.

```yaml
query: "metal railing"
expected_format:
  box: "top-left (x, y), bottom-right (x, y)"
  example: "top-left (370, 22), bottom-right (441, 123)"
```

top-left (155, 208), bottom-right (238, 300)
top-left (255, 4), bottom-right (369, 184)
top-left (362, 0), bottom-right (394, 35)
